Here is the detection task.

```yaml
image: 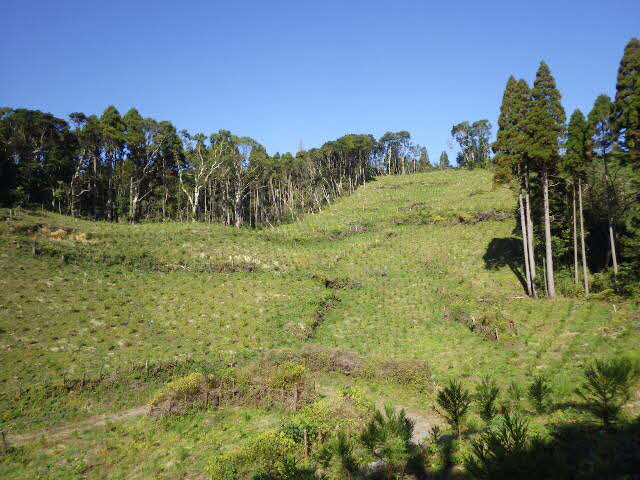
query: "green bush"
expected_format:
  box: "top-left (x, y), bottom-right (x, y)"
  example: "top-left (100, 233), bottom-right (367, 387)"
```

top-left (359, 405), bottom-right (417, 479)
top-left (464, 412), bottom-right (532, 479)
top-left (150, 372), bottom-right (206, 405)
top-left (506, 381), bottom-right (523, 411)
top-left (475, 376), bottom-right (500, 423)
top-left (555, 269), bottom-right (584, 297)
top-left (208, 429), bottom-right (298, 479)
top-left (315, 430), bottom-right (360, 479)
top-left (436, 379), bottom-right (472, 437)
top-left (527, 375), bottom-right (552, 413)
top-left (269, 362), bottom-right (308, 389)
top-left (576, 357), bottom-right (639, 429)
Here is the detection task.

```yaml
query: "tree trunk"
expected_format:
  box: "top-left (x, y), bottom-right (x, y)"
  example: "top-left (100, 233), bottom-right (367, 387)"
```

top-left (578, 178), bottom-right (590, 295)
top-left (602, 153), bottom-right (618, 277)
top-left (234, 187), bottom-right (243, 228)
top-left (542, 169), bottom-right (556, 298)
top-left (518, 189), bottom-right (532, 296)
top-left (107, 173), bottom-right (113, 222)
top-left (524, 167), bottom-right (537, 297)
top-left (572, 181), bottom-right (579, 285)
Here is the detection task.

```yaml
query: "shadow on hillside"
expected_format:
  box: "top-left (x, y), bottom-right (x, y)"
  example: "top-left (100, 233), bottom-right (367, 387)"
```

top-left (430, 418), bottom-right (640, 479)
top-left (482, 237), bottom-right (527, 293)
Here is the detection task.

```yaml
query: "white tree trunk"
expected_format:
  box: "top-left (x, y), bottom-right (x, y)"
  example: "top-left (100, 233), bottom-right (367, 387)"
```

top-left (519, 190), bottom-right (532, 296)
top-left (578, 179), bottom-right (590, 295)
top-left (572, 182), bottom-right (579, 285)
top-left (542, 170), bottom-right (556, 298)
top-left (524, 168), bottom-right (537, 297)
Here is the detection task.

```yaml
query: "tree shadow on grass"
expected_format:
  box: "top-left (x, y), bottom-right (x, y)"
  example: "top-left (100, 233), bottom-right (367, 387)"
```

top-left (431, 418), bottom-right (640, 480)
top-left (483, 238), bottom-right (528, 293)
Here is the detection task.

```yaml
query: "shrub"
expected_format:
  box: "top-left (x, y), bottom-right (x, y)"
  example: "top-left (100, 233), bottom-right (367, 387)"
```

top-left (464, 412), bottom-right (532, 479)
top-left (506, 381), bottom-right (523, 410)
top-left (556, 269), bottom-right (584, 297)
top-left (475, 376), bottom-right (500, 423)
top-left (316, 430), bottom-right (359, 479)
top-left (339, 385), bottom-right (375, 413)
top-left (359, 405), bottom-right (416, 479)
top-left (436, 379), bottom-right (472, 437)
top-left (268, 362), bottom-right (308, 389)
top-left (527, 375), bottom-right (552, 413)
top-left (208, 429), bottom-right (298, 479)
top-left (576, 357), bottom-right (639, 429)
top-left (150, 372), bottom-right (206, 405)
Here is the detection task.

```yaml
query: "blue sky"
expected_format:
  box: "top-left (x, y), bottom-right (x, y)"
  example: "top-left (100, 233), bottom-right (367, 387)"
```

top-left (1, 0), bottom-right (638, 161)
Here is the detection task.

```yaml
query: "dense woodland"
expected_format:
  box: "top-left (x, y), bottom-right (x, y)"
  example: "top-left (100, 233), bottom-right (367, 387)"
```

top-left (492, 37), bottom-right (640, 297)
top-left (1, 38), bottom-right (639, 297)
top-left (0, 110), bottom-right (435, 227)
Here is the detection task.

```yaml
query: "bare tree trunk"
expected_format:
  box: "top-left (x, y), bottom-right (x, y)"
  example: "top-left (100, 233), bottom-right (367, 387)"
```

top-left (572, 181), bottom-right (579, 285)
top-left (107, 176), bottom-right (113, 221)
top-left (519, 189), bottom-right (532, 296)
top-left (578, 178), bottom-right (589, 295)
top-left (603, 153), bottom-right (618, 278)
top-left (234, 188), bottom-right (243, 228)
top-left (524, 167), bottom-right (537, 297)
top-left (542, 169), bottom-right (556, 298)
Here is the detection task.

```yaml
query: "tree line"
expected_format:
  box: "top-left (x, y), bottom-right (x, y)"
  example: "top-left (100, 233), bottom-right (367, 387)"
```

top-left (0, 109), bottom-right (442, 226)
top-left (492, 37), bottom-right (640, 297)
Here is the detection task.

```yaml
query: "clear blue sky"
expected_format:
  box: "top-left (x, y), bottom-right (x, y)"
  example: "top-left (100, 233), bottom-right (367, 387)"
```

top-left (1, 0), bottom-right (638, 161)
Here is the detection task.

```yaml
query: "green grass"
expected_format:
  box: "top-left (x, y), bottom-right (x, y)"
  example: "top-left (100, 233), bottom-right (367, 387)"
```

top-left (1, 169), bottom-right (639, 478)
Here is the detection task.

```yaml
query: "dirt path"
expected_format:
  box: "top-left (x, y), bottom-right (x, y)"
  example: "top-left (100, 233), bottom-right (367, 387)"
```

top-left (7, 386), bottom-right (440, 447)
top-left (6, 405), bottom-right (149, 446)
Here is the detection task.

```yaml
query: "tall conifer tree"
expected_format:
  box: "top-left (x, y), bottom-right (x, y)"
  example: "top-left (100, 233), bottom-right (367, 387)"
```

top-left (588, 94), bottom-right (619, 277)
top-left (524, 62), bottom-right (566, 298)
top-left (564, 109), bottom-right (590, 293)
top-left (613, 37), bottom-right (640, 167)
top-left (493, 76), bottom-right (536, 296)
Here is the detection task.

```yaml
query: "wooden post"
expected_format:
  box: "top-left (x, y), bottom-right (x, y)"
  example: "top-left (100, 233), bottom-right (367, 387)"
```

top-left (1, 430), bottom-right (7, 452)
top-left (205, 390), bottom-right (209, 409)
top-left (145, 360), bottom-right (149, 376)
top-left (303, 429), bottom-right (309, 457)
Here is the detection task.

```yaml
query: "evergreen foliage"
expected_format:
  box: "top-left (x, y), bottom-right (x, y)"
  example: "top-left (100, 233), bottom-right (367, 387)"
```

top-left (576, 357), bottom-right (639, 429)
top-left (436, 379), bottom-right (472, 438)
top-left (475, 376), bottom-right (500, 423)
top-left (527, 375), bottom-right (552, 413)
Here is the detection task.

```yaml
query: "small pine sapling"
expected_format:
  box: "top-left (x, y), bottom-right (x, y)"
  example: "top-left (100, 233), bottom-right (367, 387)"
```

top-left (527, 375), bottom-right (552, 413)
top-left (576, 357), bottom-right (639, 429)
top-left (507, 381), bottom-right (523, 410)
top-left (465, 412), bottom-right (531, 479)
top-left (475, 376), bottom-right (500, 423)
top-left (436, 379), bottom-right (472, 438)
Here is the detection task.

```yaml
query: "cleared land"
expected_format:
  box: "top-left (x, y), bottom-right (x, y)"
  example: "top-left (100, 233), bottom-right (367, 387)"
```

top-left (1, 169), bottom-right (639, 479)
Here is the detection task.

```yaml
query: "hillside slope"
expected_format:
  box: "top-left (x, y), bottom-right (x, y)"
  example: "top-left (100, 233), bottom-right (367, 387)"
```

top-left (1, 169), bottom-right (639, 479)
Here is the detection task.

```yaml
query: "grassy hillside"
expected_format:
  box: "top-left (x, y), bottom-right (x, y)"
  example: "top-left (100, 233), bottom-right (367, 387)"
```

top-left (1, 169), bottom-right (639, 479)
